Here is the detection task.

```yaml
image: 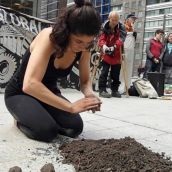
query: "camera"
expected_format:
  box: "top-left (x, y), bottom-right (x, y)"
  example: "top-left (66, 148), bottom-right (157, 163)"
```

top-left (105, 46), bottom-right (115, 57)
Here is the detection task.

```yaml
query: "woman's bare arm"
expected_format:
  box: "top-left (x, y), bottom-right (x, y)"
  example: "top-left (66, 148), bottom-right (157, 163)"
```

top-left (79, 51), bottom-right (94, 96)
top-left (23, 28), bottom-right (101, 114)
top-left (23, 28), bottom-right (72, 112)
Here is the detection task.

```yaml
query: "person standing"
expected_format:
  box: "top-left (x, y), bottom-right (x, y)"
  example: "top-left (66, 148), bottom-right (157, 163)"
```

top-left (120, 13), bottom-right (137, 92)
top-left (162, 33), bottom-right (172, 84)
top-left (143, 29), bottom-right (164, 78)
top-left (98, 11), bottom-right (127, 98)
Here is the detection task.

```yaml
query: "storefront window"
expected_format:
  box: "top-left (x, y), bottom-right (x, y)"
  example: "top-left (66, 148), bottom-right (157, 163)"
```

top-left (0, 0), bottom-right (35, 16)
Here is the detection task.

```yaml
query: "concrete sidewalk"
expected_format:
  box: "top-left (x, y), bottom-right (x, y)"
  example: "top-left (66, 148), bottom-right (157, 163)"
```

top-left (0, 89), bottom-right (172, 171)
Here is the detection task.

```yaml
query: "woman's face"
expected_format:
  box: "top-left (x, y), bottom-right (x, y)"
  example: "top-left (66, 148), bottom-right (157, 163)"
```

top-left (168, 34), bottom-right (172, 43)
top-left (69, 34), bottom-right (95, 52)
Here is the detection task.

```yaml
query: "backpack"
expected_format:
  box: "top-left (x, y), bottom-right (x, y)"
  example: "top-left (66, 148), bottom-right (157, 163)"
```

top-left (133, 78), bottom-right (158, 98)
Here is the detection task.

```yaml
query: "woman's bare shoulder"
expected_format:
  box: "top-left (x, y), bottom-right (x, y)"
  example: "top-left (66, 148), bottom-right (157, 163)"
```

top-left (30, 27), bottom-right (54, 52)
top-left (35, 27), bottom-right (52, 41)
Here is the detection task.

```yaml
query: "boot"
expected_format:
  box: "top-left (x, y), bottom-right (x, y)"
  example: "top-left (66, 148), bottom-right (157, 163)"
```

top-left (99, 90), bottom-right (111, 98)
top-left (111, 90), bottom-right (121, 98)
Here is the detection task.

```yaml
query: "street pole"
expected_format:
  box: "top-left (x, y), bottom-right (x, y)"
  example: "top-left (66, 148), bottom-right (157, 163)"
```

top-left (163, 14), bottom-right (166, 32)
top-left (162, 14), bottom-right (166, 43)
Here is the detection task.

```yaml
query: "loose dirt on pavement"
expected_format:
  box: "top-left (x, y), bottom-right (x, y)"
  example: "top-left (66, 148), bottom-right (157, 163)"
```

top-left (8, 137), bottom-right (172, 172)
top-left (59, 137), bottom-right (172, 172)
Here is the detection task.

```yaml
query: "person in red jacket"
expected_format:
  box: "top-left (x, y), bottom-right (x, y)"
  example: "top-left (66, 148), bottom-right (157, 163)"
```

top-left (143, 29), bottom-right (164, 78)
top-left (98, 11), bottom-right (127, 98)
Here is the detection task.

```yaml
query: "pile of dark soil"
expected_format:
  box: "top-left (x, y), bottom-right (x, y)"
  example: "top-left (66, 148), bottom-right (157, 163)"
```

top-left (59, 137), bottom-right (172, 172)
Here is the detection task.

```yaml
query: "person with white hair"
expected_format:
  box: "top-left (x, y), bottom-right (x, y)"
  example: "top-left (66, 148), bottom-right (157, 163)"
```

top-left (119, 13), bottom-right (138, 94)
top-left (98, 11), bottom-right (127, 98)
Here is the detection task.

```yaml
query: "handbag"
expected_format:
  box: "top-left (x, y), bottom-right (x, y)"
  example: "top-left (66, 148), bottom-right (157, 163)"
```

top-left (133, 78), bottom-right (158, 98)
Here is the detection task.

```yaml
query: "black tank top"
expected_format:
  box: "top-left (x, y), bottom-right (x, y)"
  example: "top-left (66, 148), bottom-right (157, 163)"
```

top-left (5, 49), bottom-right (81, 97)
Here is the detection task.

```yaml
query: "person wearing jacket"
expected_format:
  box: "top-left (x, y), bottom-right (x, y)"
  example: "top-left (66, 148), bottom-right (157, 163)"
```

top-left (162, 33), bottom-right (172, 84)
top-left (121, 13), bottom-right (138, 91)
top-left (98, 11), bottom-right (127, 98)
top-left (143, 29), bottom-right (164, 78)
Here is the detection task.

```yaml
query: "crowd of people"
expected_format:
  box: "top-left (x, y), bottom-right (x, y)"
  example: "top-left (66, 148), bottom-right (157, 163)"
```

top-left (4, 0), bottom-right (172, 142)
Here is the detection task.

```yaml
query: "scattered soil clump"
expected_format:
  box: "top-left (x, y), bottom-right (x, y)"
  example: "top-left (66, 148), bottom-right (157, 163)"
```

top-left (8, 166), bottom-right (22, 172)
top-left (8, 163), bottom-right (55, 172)
top-left (59, 137), bottom-right (172, 172)
top-left (40, 163), bottom-right (55, 172)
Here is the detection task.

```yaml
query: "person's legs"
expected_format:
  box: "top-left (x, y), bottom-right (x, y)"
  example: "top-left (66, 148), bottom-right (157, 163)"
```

top-left (41, 93), bottom-right (83, 138)
top-left (5, 95), bottom-right (59, 142)
top-left (98, 61), bottom-right (111, 98)
top-left (143, 58), bottom-right (153, 78)
top-left (111, 64), bottom-right (121, 98)
top-left (152, 62), bottom-right (161, 72)
top-left (5, 94), bottom-right (83, 142)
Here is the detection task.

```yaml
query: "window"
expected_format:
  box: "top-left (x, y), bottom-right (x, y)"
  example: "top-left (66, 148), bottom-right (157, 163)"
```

top-left (145, 20), bottom-right (164, 28)
top-left (166, 19), bottom-right (172, 26)
top-left (165, 8), bottom-right (170, 14)
top-left (135, 53), bottom-right (141, 60)
top-left (96, 7), bottom-right (101, 14)
top-left (102, 14), bottom-right (108, 22)
top-left (48, 10), bottom-right (57, 19)
top-left (138, 11), bottom-right (143, 18)
top-left (138, 0), bottom-right (142, 7)
top-left (0, 0), bottom-right (34, 16)
top-left (132, 1), bottom-right (136, 9)
top-left (103, 0), bottom-right (109, 5)
top-left (96, 0), bottom-right (101, 6)
top-left (135, 43), bottom-right (140, 49)
top-left (111, 5), bottom-right (122, 11)
top-left (136, 21), bottom-right (142, 29)
top-left (67, 0), bottom-right (74, 3)
top-left (159, 9), bottom-right (165, 14)
top-left (146, 0), bottom-right (160, 5)
top-left (125, 2), bottom-right (129, 8)
top-left (144, 32), bottom-right (154, 39)
top-left (102, 5), bottom-right (109, 13)
top-left (111, 0), bottom-right (117, 4)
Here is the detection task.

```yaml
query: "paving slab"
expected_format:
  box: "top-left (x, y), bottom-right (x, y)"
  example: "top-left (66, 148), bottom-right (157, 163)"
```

top-left (0, 89), bottom-right (172, 171)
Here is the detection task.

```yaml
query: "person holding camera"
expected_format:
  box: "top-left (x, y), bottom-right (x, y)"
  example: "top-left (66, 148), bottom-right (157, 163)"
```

top-left (98, 11), bottom-right (127, 98)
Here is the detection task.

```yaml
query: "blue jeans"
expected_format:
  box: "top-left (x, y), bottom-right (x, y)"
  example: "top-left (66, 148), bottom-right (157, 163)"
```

top-left (143, 58), bottom-right (161, 78)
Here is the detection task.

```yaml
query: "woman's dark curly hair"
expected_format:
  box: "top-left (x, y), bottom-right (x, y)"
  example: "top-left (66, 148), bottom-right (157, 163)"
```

top-left (50, 0), bottom-right (101, 58)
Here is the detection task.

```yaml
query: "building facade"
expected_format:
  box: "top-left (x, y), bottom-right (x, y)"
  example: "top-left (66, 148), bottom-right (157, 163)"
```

top-left (0, 0), bottom-right (42, 17)
top-left (99, 0), bottom-right (146, 76)
top-left (2, 0), bottom-right (172, 76)
top-left (144, 0), bottom-right (172, 63)
top-left (40, 0), bottom-right (67, 22)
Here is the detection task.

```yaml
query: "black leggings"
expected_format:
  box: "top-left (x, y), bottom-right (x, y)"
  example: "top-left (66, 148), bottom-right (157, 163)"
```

top-left (5, 93), bottom-right (83, 142)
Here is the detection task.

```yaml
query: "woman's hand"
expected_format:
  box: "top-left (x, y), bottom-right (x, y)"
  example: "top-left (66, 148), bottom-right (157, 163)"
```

top-left (85, 93), bottom-right (102, 113)
top-left (70, 96), bottom-right (102, 114)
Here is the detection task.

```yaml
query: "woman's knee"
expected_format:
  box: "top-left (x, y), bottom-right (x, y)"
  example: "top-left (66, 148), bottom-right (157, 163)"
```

top-left (59, 118), bottom-right (84, 138)
top-left (35, 125), bottom-right (59, 142)
top-left (17, 122), bottom-right (58, 142)
top-left (59, 127), bottom-right (83, 138)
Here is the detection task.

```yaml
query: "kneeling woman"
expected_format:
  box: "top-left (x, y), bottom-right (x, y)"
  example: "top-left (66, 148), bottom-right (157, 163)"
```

top-left (4, 0), bottom-right (102, 142)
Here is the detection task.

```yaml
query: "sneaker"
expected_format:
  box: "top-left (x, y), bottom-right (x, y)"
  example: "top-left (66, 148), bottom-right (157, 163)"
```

top-left (111, 91), bottom-right (121, 98)
top-left (99, 91), bottom-right (111, 98)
